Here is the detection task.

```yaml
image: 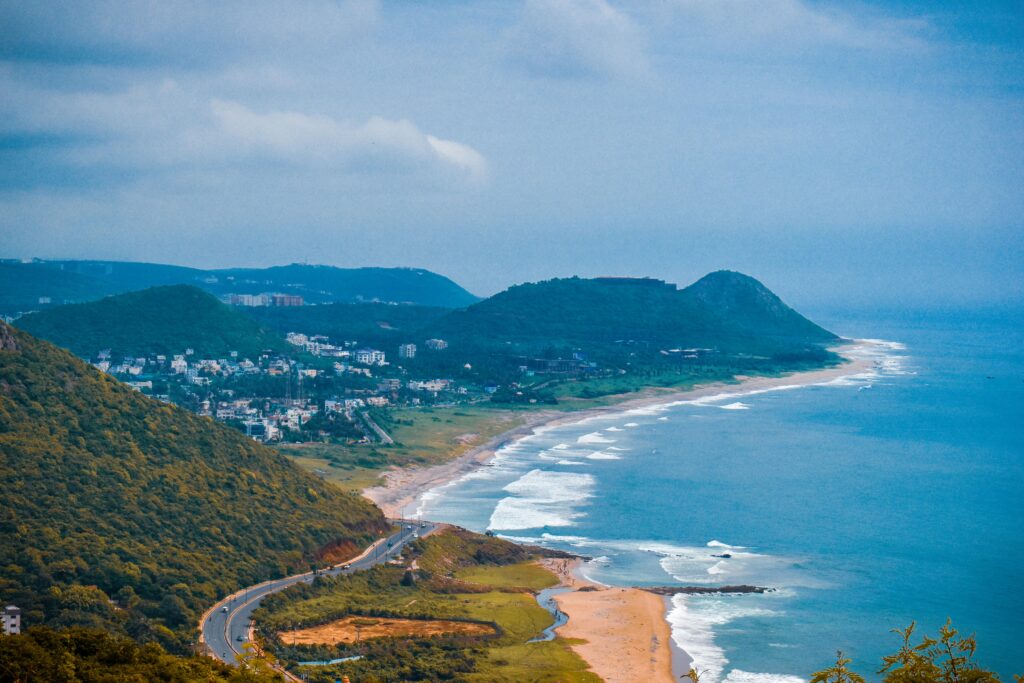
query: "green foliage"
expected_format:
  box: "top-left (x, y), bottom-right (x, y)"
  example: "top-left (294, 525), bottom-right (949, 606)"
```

top-left (0, 323), bottom-right (387, 650)
top-left (1, 260), bottom-right (479, 311)
top-left (426, 272), bottom-right (837, 359)
top-left (815, 620), bottom-right (1014, 683)
top-left (0, 263), bottom-right (116, 315)
top-left (17, 285), bottom-right (286, 358)
top-left (211, 264), bottom-right (479, 308)
top-left (812, 651), bottom-right (867, 683)
top-left (879, 620), bottom-right (1005, 683)
top-left (254, 529), bottom-right (592, 682)
top-left (242, 301), bottom-right (449, 347)
top-left (0, 626), bottom-right (282, 682)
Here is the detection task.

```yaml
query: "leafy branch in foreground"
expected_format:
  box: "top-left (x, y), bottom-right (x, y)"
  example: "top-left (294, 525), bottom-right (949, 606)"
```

top-left (815, 619), bottom-right (1014, 683)
top-left (811, 651), bottom-right (866, 683)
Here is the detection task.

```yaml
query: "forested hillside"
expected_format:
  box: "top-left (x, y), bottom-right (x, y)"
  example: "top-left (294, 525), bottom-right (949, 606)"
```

top-left (243, 301), bottom-right (448, 348)
top-left (0, 322), bottom-right (387, 652)
top-left (0, 259), bottom-right (479, 312)
top-left (425, 271), bottom-right (837, 357)
top-left (210, 264), bottom-right (479, 308)
top-left (17, 285), bottom-right (286, 359)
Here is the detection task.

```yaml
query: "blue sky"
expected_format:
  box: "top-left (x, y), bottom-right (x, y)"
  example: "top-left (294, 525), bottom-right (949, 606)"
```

top-left (1, 0), bottom-right (1021, 308)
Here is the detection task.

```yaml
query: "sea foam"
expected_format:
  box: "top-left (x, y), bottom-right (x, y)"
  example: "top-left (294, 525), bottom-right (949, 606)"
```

top-left (724, 671), bottom-right (805, 683)
top-left (487, 469), bottom-right (595, 530)
top-left (668, 593), bottom-right (786, 683)
top-left (586, 450), bottom-right (621, 460)
top-left (578, 432), bottom-right (615, 444)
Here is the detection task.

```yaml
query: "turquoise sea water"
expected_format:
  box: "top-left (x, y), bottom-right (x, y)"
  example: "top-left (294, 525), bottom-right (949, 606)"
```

top-left (417, 310), bottom-right (1024, 681)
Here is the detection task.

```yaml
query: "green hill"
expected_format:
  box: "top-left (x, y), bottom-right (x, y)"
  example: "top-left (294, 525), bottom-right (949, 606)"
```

top-left (0, 262), bottom-right (116, 314)
top-left (0, 322), bottom-right (387, 651)
top-left (242, 301), bottom-right (449, 346)
top-left (210, 264), bottom-right (480, 308)
top-left (425, 271), bottom-right (837, 357)
top-left (17, 285), bottom-right (285, 359)
top-left (1, 259), bottom-right (480, 312)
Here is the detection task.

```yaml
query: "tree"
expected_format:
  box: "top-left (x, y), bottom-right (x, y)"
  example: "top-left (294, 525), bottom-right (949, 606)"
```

top-left (881, 622), bottom-right (942, 682)
top-left (812, 651), bottom-right (867, 683)
top-left (924, 619), bottom-right (1002, 683)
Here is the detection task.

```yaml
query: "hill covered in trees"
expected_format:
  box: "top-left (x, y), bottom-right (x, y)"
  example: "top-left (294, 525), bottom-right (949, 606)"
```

top-left (0, 259), bottom-right (479, 313)
top-left (424, 271), bottom-right (837, 358)
top-left (16, 285), bottom-right (286, 359)
top-left (0, 626), bottom-right (281, 683)
top-left (244, 301), bottom-right (449, 349)
top-left (210, 264), bottom-right (479, 308)
top-left (0, 322), bottom-right (387, 652)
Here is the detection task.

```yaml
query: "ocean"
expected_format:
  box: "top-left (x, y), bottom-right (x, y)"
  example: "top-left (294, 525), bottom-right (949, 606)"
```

top-left (416, 309), bottom-right (1024, 681)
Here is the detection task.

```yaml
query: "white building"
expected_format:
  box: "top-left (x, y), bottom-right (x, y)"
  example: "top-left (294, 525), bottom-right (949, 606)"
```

top-left (408, 379), bottom-right (452, 392)
top-left (425, 338), bottom-right (448, 351)
top-left (355, 348), bottom-right (386, 365)
top-left (2, 605), bottom-right (20, 635)
top-left (398, 343), bottom-right (417, 359)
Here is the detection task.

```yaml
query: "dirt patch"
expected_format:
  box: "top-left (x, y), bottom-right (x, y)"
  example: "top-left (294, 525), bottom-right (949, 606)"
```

top-left (316, 538), bottom-right (360, 564)
top-left (279, 616), bottom-right (496, 645)
top-left (454, 433), bottom-right (480, 444)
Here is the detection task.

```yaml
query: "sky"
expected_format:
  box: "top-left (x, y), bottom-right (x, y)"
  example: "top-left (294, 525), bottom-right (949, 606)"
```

top-left (1, 0), bottom-right (1022, 310)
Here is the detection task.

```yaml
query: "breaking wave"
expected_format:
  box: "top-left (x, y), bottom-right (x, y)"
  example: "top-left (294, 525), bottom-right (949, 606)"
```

top-left (487, 469), bottom-right (595, 531)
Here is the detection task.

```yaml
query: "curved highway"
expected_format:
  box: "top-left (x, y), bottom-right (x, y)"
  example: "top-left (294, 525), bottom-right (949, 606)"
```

top-left (201, 520), bottom-right (436, 666)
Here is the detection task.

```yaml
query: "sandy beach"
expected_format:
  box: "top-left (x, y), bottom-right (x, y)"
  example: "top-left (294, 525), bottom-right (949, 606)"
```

top-left (363, 340), bottom-right (877, 518)
top-left (360, 341), bottom-right (881, 679)
top-left (540, 558), bottom-right (676, 683)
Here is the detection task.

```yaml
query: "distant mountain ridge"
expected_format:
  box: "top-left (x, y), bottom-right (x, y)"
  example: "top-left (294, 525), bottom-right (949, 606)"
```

top-left (16, 284), bottom-right (286, 359)
top-left (423, 270), bottom-right (836, 356)
top-left (0, 259), bottom-right (480, 312)
top-left (0, 322), bottom-right (386, 650)
top-left (12, 269), bottom-right (836, 369)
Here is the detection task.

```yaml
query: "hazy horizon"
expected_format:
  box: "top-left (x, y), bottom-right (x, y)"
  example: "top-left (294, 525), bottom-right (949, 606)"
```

top-left (2, 1), bottom-right (1022, 310)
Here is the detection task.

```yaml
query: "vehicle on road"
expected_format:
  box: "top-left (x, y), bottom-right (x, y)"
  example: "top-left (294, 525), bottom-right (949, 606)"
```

top-left (236, 635), bottom-right (244, 642)
top-left (221, 606), bottom-right (228, 613)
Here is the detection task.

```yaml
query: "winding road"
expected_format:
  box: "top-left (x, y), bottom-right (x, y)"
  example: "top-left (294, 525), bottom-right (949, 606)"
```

top-left (200, 520), bottom-right (436, 666)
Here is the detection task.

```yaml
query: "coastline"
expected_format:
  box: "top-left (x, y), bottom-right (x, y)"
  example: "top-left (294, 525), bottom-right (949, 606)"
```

top-left (363, 340), bottom-right (877, 518)
top-left (541, 558), bottom-right (678, 683)
top-left (361, 340), bottom-right (882, 679)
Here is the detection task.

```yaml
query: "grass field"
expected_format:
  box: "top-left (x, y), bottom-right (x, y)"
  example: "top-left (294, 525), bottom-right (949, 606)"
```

top-left (456, 562), bottom-right (559, 591)
top-left (373, 404), bottom-right (528, 464)
top-left (277, 404), bottom-right (529, 491)
top-left (256, 529), bottom-right (599, 682)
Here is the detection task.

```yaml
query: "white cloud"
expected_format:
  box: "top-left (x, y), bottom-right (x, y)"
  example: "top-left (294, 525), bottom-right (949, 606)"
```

top-left (508, 0), bottom-right (647, 79)
top-left (210, 100), bottom-right (487, 181)
top-left (663, 0), bottom-right (928, 51)
top-left (0, 74), bottom-right (486, 184)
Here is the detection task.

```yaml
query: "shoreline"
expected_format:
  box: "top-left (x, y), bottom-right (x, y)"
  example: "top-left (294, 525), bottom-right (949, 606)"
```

top-left (541, 558), bottom-right (677, 683)
top-left (362, 340), bottom-right (882, 679)
top-left (363, 339), bottom-right (878, 518)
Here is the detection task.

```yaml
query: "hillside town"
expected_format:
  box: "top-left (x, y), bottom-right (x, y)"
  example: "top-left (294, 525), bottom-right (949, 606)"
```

top-left (87, 331), bottom-right (486, 445)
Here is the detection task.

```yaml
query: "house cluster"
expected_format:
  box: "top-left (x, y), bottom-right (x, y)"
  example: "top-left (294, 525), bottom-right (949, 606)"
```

top-left (84, 330), bottom-right (485, 446)
top-left (286, 332), bottom-right (354, 358)
top-left (223, 293), bottom-right (304, 307)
